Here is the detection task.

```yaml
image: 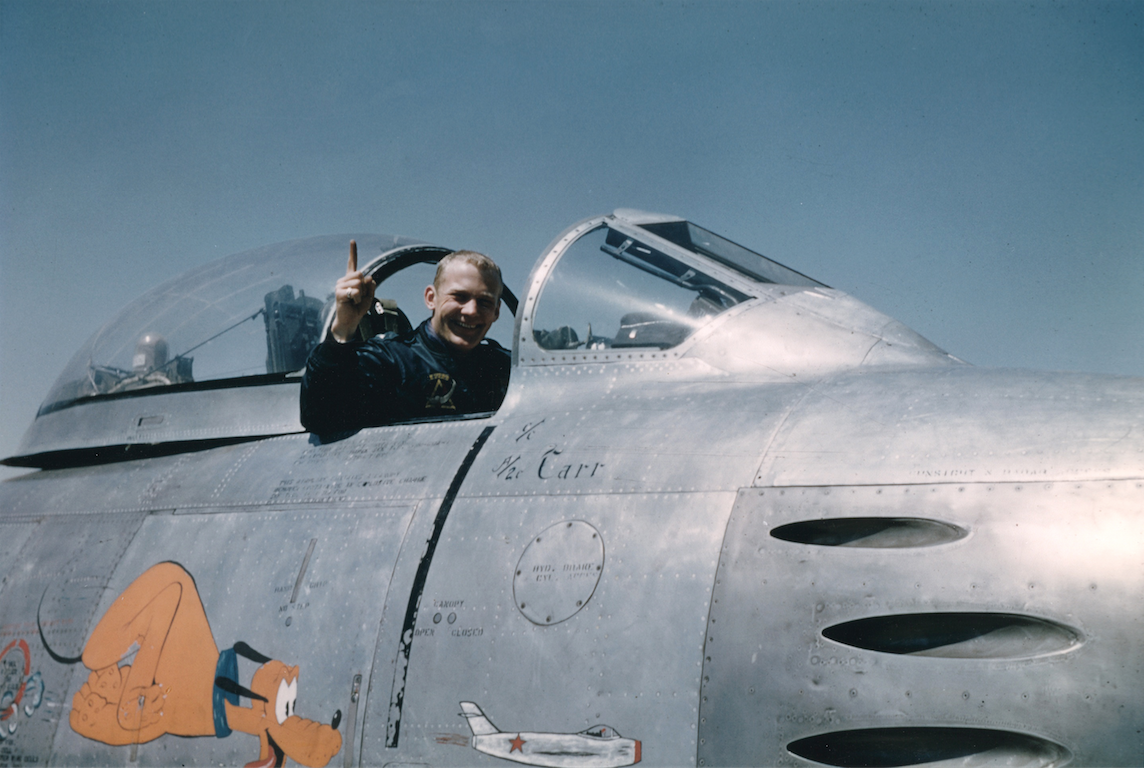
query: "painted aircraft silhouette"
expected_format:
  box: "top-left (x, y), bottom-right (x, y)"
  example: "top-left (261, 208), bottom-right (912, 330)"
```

top-left (461, 701), bottom-right (640, 768)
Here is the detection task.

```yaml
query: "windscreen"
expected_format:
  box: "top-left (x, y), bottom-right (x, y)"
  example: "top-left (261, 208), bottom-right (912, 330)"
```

top-left (532, 226), bottom-right (752, 351)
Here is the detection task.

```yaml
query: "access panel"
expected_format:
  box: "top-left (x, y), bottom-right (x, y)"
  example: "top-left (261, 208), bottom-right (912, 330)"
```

top-left (361, 490), bottom-right (737, 767)
top-left (0, 513), bottom-right (148, 768)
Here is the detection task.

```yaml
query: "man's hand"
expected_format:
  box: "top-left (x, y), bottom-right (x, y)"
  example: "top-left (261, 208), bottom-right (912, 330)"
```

top-left (330, 240), bottom-right (377, 343)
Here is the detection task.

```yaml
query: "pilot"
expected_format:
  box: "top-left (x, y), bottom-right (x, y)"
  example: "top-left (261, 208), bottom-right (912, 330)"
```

top-left (300, 242), bottom-right (510, 433)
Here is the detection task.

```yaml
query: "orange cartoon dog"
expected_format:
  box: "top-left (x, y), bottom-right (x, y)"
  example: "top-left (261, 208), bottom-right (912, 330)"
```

top-left (44, 562), bottom-right (342, 768)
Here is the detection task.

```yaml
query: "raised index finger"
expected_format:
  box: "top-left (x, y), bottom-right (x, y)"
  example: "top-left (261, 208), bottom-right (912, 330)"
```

top-left (347, 240), bottom-right (358, 274)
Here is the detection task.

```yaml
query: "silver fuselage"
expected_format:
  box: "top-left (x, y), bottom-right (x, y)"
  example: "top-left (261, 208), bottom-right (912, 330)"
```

top-left (1, 211), bottom-right (1140, 767)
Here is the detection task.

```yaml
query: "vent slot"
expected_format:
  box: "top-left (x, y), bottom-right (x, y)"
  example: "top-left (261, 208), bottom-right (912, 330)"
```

top-left (822, 612), bottom-right (1081, 659)
top-left (787, 727), bottom-right (1069, 768)
top-left (770, 517), bottom-right (966, 548)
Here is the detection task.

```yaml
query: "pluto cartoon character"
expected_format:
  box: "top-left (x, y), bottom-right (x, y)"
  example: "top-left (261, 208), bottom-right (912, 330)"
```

top-left (51, 562), bottom-right (342, 768)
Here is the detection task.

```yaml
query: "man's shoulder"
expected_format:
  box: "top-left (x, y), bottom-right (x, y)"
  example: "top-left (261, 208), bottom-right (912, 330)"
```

top-left (472, 337), bottom-right (511, 365)
top-left (477, 336), bottom-right (509, 354)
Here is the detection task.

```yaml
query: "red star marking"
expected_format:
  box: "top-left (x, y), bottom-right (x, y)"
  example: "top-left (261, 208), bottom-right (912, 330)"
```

top-left (510, 734), bottom-right (526, 753)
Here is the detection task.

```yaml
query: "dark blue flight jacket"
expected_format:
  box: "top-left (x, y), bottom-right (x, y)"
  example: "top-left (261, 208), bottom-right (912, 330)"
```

top-left (300, 320), bottom-right (511, 434)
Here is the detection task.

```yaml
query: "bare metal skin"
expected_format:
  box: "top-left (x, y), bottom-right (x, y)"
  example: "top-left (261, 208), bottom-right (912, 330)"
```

top-left (3, 211), bottom-right (1140, 767)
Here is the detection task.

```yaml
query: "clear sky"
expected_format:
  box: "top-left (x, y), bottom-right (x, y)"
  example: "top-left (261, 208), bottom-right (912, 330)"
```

top-left (2, 0), bottom-right (1141, 478)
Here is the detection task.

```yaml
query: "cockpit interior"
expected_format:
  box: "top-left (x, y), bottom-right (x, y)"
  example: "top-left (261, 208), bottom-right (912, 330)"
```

top-left (14, 211), bottom-right (858, 467)
top-left (41, 212), bottom-right (818, 418)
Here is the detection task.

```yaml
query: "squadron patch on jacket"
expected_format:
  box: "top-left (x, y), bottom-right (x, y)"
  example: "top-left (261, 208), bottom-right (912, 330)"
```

top-left (426, 372), bottom-right (457, 410)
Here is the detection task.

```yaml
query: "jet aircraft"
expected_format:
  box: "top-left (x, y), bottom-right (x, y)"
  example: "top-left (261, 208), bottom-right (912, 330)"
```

top-left (460, 701), bottom-right (640, 767)
top-left (0, 209), bottom-right (1140, 767)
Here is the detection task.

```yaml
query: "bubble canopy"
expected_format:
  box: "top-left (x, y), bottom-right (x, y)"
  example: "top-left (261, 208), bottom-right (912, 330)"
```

top-left (42, 234), bottom-right (423, 415)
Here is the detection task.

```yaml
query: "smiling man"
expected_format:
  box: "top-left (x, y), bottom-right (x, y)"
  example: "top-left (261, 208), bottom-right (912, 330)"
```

top-left (300, 242), bottom-right (510, 433)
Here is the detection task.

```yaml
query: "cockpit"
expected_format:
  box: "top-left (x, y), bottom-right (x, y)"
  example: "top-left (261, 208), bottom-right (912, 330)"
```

top-left (11, 210), bottom-right (948, 468)
top-left (40, 212), bottom-right (821, 419)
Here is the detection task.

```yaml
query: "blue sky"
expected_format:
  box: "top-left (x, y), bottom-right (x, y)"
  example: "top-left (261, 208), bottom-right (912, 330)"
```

top-left (2, 0), bottom-right (1141, 476)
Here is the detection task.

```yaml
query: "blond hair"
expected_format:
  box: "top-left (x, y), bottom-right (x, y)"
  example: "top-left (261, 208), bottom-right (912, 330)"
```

top-left (434, 250), bottom-right (503, 298)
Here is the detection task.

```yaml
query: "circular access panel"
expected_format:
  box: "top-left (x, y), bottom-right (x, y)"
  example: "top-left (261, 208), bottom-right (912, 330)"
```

top-left (514, 520), bottom-right (604, 626)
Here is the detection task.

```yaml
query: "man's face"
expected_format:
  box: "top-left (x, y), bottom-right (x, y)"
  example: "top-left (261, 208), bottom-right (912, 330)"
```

top-left (425, 261), bottom-right (501, 354)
